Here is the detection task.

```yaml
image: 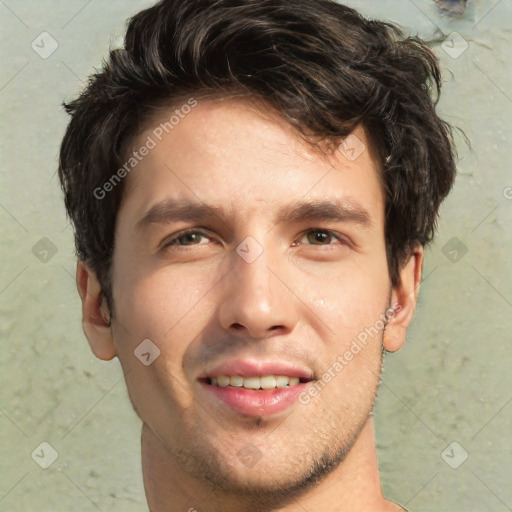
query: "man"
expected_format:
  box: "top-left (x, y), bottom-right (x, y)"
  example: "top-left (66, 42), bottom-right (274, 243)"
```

top-left (58, 0), bottom-right (457, 510)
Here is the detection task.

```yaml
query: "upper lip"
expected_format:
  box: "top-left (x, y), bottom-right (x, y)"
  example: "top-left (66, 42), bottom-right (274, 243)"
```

top-left (198, 359), bottom-right (315, 381)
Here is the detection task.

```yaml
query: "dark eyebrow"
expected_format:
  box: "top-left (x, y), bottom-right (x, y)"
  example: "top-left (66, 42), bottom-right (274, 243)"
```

top-left (135, 197), bottom-right (373, 233)
top-left (135, 199), bottom-right (230, 233)
top-left (277, 198), bottom-right (372, 228)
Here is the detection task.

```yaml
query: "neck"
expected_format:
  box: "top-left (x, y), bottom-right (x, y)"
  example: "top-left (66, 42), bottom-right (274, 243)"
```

top-left (141, 416), bottom-right (402, 512)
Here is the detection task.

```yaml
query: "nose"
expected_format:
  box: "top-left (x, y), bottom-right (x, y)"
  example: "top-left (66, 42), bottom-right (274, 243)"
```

top-left (217, 240), bottom-right (299, 340)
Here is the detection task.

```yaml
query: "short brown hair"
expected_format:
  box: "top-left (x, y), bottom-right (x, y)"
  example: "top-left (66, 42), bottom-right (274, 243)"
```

top-left (58, 0), bottom-right (462, 315)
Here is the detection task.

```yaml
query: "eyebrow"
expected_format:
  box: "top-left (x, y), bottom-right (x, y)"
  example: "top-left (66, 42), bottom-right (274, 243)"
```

top-left (135, 197), bottom-right (373, 233)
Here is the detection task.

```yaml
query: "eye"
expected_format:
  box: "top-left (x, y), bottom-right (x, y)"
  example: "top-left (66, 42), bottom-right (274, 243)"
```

top-left (162, 228), bottom-right (213, 248)
top-left (162, 227), bottom-right (348, 250)
top-left (295, 229), bottom-right (346, 246)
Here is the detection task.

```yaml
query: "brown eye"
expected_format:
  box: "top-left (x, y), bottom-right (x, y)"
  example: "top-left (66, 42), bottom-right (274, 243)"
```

top-left (300, 229), bottom-right (343, 246)
top-left (163, 229), bottom-right (211, 247)
top-left (306, 230), bottom-right (333, 245)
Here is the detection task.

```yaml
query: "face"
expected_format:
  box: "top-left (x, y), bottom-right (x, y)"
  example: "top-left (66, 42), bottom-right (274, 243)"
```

top-left (83, 97), bottom-right (415, 497)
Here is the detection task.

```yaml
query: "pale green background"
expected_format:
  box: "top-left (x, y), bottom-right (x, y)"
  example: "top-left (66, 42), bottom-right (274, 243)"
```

top-left (1, 1), bottom-right (511, 511)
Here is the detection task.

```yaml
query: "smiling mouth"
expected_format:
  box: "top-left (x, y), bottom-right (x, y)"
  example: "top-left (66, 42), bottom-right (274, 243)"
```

top-left (199, 375), bottom-right (313, 390)
top-left (197, 375), bottom-right (315, 417)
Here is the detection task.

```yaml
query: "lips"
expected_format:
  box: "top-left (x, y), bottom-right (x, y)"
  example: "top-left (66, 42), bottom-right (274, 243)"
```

top-left (196, 358), bottom-right (315, 417)
top-left (198, 379), bottom-right (312, 417)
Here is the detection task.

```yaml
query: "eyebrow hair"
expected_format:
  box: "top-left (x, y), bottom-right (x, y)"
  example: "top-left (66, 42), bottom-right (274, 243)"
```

top-left (135, 197), bottom-right (373, 233)
top-left (278, 199), bottom-right (372, 227)
top-left (136, 199), bottom-right (231, 233)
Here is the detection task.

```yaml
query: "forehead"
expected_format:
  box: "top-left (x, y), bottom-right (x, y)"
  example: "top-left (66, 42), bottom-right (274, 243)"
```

top-left (119, 97), bottom-right (384, 228)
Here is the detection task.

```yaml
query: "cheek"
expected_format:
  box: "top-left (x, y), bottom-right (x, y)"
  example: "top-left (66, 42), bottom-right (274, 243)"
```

top-left (342, 266), bottom-right (389, 329)
top-left (304, 258), bottom-right (388, 411)
top-left (299, 251), bottom-right (390, 336)
top-left (113, 263), bottom-right (221, 345)
top-left (111, 266), bottom-right (217, 418)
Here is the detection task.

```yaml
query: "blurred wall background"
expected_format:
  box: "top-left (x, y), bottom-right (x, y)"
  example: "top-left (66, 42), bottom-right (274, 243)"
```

top-left (1, 0), bottom-right (511, 510)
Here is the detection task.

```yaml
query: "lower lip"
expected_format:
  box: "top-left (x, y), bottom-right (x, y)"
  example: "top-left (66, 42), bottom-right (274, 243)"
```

top-left (199, 380), bottom-right (312, 417)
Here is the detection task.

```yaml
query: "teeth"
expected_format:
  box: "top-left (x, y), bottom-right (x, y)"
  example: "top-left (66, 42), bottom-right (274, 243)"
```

top-left (210, 375), bottom-right (300, 389)
top-left (243, 376), bottom-right (261, 389)
top-left (260, 375), bottom-right (276, 389)
top-left (228, 375), bottom-right (243, 387)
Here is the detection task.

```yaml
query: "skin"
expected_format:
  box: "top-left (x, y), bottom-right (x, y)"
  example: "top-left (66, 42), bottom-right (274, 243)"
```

top-left (76, 97), bottom-right (422, 512)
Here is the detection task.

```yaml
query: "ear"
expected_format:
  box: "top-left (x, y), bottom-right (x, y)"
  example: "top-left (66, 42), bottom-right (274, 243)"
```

top-left (76, 260), bottom-right (117, 361)
top-left (383, 245), bottom-right (424, 352)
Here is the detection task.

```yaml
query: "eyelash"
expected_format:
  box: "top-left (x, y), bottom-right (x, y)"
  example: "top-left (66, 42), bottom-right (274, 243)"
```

top-left (162, 228), bottom-right (348, 249)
